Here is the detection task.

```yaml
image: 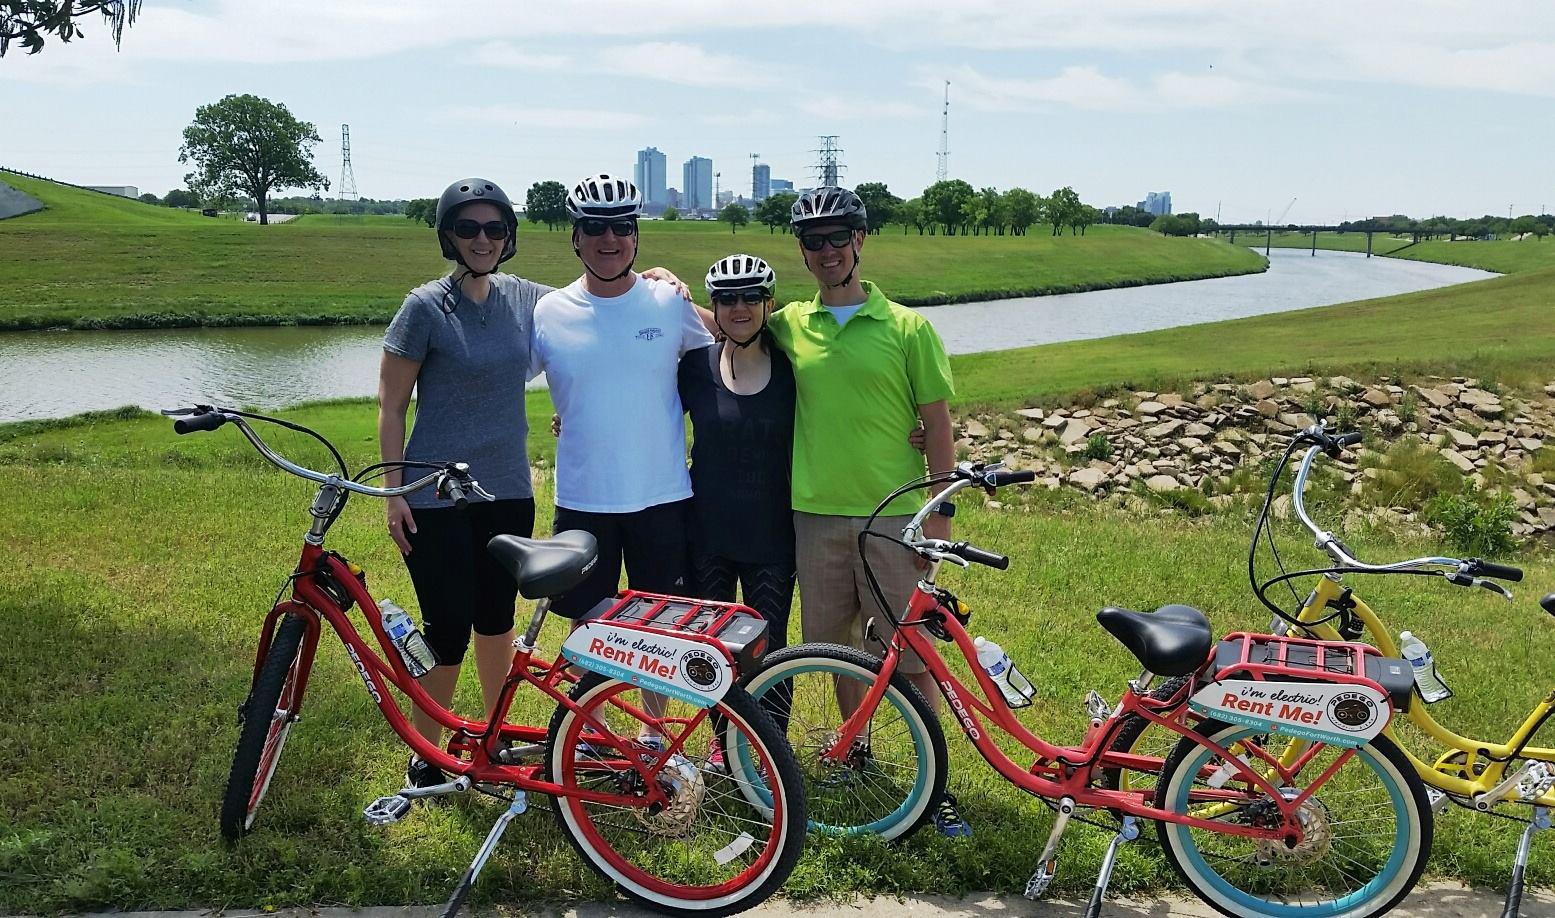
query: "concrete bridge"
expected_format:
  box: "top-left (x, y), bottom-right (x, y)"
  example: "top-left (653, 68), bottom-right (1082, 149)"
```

top-left (1211, 224), bottom-right (1398, 257)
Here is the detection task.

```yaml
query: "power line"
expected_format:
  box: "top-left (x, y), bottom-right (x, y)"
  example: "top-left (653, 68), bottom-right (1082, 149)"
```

top-left (811, 135), bottom-right (844, 187)
top-left (936, 80), bottom-right (950, 183)
top-left (338, 124), bottom-right (358, 201)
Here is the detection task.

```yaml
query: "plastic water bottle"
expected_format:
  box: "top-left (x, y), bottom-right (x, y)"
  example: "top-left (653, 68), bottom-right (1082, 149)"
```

top-left (974, 636), bottom-right (1035, 708)
top-left (1399, 631), bottom-right (1452, 703)
top-left (381, 599), bottom-right (438, 678)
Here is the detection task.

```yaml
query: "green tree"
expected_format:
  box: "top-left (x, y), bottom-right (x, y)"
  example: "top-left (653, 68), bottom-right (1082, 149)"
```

top-left (404, 198), bottom-right (436, 227)
top-left (1071, 204), bottom-right (1100, 236)
top-left (922, 179), bottom-right (975, 235)
top-left (662, 206), bottom-right (679, 221)
top-left (136, 191), bottom-right (159, 205)
top-left (719, 203), bottom-right (750, 233)
top-left (525, 180), bottom-right (567, 230)
top-left (755, 191), bottom-right (797, 233)
top-left (1, 0), bottom-right (140, 56)
top-left (1511, 215), bottom-right (1538, 238)
top-left (178, 94), bottom-right (327, 226)
top-left (853, 181), bottom-right (901, 234)
top-left (1004, 188), bottom-right (1039, 236)
top-left (897, 197), bottom-right (926, 235)
top-left (1047, 186), bottom-right (1081, 236)
top-left (163, 188), bottom-right (199, 209)
top-left (973, 186), bottom-right (1006, 236)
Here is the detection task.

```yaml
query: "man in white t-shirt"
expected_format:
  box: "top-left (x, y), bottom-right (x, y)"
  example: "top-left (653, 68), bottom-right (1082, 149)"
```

top-left (532, 174), bottom-right (715, 620)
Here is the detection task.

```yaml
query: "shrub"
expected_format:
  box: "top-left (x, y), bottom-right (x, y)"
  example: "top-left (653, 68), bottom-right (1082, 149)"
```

top-left (1358, 438), bottom-right (1461, 508)
top-left (1081, 433), bottom-right (1112, 461)
top-left (1397, 391), bottom-right (1418, 425)
top-left (1426, 492), bottom-right (1518, 556)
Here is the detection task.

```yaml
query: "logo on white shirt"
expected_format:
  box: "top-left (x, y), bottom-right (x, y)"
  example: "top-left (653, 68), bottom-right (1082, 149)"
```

top-left (636, 327), bottom-right (664, 340)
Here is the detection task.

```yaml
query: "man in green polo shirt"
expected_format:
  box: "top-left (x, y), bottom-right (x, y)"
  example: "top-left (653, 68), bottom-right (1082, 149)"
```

top-left (769, 186), bottom-right (968, 836)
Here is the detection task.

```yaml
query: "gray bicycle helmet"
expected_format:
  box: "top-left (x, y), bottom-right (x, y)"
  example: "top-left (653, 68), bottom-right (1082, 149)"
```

top-left (566, 173), bottom-right (643, 221)
top-left (790, 185), bottom-right (867, 231)
top-left (435, 177), bottom-right (517, 266)
top-left (705, 254), bottom-right (776, 295)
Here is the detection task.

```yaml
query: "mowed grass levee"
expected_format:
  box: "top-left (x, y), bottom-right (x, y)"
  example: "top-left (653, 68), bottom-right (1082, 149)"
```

top-left (4, 255), bottom-right (1555, 909)
top-left (0, 170), bottom-right (1264, 329)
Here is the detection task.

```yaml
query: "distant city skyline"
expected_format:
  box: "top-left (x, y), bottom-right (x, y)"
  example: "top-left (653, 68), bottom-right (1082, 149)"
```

top-left (682, 156), bottom-right (713, 212)
top-left (5, 2), bottom-right (1553, 223)
top-left (633, 146), bottom-right (667, 207)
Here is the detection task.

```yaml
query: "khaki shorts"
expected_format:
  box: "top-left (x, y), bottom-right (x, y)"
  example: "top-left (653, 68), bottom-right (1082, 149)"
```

top-left (794, 511), bottom-right (928, 674)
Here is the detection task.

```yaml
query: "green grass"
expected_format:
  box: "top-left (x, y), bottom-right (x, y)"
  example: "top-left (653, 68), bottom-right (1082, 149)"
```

top-left (0, 170), bottom-right (1264, 329)
top-left (5, 263), bottom-right (1555, 910)
top-left (1231, 230), bottom-right (1555, 274)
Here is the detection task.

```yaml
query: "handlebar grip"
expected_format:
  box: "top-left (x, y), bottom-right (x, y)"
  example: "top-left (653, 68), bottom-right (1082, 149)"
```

top-left (173, 412), bottom-right (226, 435)
top-left (953, 541), bottom-right (1009, 570)
top-left (1472, 559), bottom-right (1524, 582)
top-left (987, 469), bottom-right (1037, 487)
top-left (446, 480), bottom-right (469, 509)
top-left (1333, 431), bottom-right (1363, 448)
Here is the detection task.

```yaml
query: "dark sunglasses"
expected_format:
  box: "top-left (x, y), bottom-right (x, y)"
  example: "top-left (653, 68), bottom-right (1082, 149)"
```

top-left (578, 218), bottom-right (638, 237)
top-left (712, 290), bottom-right (771, 307)
top-left (451, 219), bottom-right (510, 240)
top-left (799, 229), bottom-right (855, 251)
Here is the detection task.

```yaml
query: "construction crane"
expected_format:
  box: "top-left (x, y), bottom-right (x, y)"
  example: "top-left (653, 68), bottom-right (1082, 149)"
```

top-left (1274, 197), bottom-right (1297, 226)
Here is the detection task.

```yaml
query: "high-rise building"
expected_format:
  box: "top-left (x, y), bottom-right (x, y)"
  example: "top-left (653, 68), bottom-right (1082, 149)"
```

top-left (1138, 191), bottom-right (1173, 216)
top-left (665, 188), bottom-right (681, 208)
top-left (683, 156), bottom-right (713, 211)
top-left (752, 163), bottom-right (771, 201)
top-left (769, 178), bottom-right (794, 194)
top-left (634, 147), bottom-right (667, 206)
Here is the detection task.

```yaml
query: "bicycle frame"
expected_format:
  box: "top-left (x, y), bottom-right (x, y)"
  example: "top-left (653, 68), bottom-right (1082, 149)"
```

top-left (825, 567), bottom-right (1362, 843)
top-left (1291, 574), bottom-right (1555, 803)
top-left (251, 541), bottom-right (711, 808)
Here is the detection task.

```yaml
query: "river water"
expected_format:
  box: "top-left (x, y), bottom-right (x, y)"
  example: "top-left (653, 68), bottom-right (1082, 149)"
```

top-left (0, 249), bottom-right (1498, 421)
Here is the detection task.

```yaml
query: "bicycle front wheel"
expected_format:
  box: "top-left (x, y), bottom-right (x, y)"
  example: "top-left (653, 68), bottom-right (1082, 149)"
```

top-left (1156, 719), bottom-right (1430, 918)
top-left (740, 643), bottom-right (947, 841)
top-left (545, 674), bottom-right (806, 917)
top-left (220, 612), bottom-right (310, 840)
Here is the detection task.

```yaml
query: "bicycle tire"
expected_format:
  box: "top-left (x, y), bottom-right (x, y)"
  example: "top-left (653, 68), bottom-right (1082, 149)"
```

top-left (1156, 718), bottom-right (1430, 918)
top-left (220, 612), bottom-right (309, 840)
top-left (740, 642), bottom-right (947, 841)
top-left (544, 673), bottom-right (806, 917)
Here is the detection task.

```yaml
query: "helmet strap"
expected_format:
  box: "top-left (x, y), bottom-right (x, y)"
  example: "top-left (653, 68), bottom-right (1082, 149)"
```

top-left (573, 227), bottom-right (638, 283)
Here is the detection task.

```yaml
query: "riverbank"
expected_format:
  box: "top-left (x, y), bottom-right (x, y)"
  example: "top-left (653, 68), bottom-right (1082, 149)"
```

top-left (0, 170), bottom-right (1266, 330)
top-left (1235, 230), bottom-right (1555, 274)
top-left (5, 268), bottom-right (1555, 911)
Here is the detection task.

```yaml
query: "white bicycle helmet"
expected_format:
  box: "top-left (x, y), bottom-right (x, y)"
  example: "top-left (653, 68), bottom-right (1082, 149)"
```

top-left (705, 254), bottom-right (775, 295)
top-left (790, 185), bottom-right (867, 231)
top-left (566, 173), bottom-right (643, 221)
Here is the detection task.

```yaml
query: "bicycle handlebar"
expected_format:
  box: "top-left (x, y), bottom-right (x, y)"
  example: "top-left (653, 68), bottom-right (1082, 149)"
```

top-left (174, 412), bottom-right (227, 435)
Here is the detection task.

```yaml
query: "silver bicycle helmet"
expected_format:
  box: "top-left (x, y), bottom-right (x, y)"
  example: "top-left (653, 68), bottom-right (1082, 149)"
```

top-left (566, 173), bottom-right (643, 221)
top-left (790, 185), bottom-right (867, 231)
top-left (705, 254), bottom-right (776, 295)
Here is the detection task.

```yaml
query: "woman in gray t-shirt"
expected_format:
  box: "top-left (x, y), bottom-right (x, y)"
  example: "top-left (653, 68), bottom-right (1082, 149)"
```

top-left (379, 178), bottom-right (690, 791)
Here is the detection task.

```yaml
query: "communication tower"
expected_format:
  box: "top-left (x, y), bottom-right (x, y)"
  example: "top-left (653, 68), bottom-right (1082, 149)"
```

top-left (936, 81), bottom-right (950, 182)
top-left (812, 135), bottom-right (844, 187)
top-left (338, 124), bottom-right (358, 201)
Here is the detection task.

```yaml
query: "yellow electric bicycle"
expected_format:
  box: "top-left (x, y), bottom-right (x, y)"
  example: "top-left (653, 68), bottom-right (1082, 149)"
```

top-left (1250, 427), bottom-right (1553, 918)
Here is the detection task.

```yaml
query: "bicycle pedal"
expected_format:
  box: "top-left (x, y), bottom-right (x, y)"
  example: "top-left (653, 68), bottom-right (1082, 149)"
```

top-left (1517, 762), bottom-right (1555, 801)
top-left (1083, 690), bottom-right (1112, 721)
top-left (1425, 787), bottom-right (1450, 814)
top-left (1024, 858), bottom-right (1058, 900)
top-left (364, 794), bottom-right (412, 826)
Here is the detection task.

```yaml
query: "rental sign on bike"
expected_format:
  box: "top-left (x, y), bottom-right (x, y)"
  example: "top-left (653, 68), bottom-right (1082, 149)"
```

top-left (562, 622), bottom-right (734, 707)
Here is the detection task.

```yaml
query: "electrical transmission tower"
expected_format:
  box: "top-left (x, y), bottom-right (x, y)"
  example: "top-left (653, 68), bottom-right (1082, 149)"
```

top-left (936, 81), bottom-right (950, 183)
top-left (337, 124), bottom-right (358, 201)
top-left (812, 135), bottom-right (844, 187)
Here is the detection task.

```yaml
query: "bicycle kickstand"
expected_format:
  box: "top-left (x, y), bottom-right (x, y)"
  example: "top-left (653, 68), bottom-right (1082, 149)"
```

top-left (1085, 816), bottom-right (1139, 918)
top-left (441, 792), bottom-right (529, 918)
top-left (1502, 805), bottom-right (1551, 918)
top-left (1025, 796), bottom-right (1076, 899)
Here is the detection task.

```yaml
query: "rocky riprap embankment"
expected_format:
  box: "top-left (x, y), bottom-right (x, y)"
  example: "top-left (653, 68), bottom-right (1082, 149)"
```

top-left (955, 375), bottom-right (1555, 538)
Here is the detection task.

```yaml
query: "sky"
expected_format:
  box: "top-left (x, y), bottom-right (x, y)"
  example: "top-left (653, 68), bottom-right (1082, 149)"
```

top-left (2, 0), bottom-right (1553, 224)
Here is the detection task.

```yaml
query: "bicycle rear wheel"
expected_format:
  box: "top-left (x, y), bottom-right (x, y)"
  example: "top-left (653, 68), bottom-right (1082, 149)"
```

top-left (220, 612), bottom-right (310, 840)
top-left (1156, 719), bottom-right (1430, 918)
top-left (545, 674), bottom-right (806, 916)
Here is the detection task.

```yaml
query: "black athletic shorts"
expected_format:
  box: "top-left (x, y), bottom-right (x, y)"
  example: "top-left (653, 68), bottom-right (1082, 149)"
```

top-left (551, 499), bottom-right (691, 617)
top-left (401, 497), bottom-right (535, 665)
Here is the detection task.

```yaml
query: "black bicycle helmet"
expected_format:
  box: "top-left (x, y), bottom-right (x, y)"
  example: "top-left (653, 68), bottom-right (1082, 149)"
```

top-left (435, 178), bottom-right (517, 266)
top-left (790, 185), bottom-right (867, 232)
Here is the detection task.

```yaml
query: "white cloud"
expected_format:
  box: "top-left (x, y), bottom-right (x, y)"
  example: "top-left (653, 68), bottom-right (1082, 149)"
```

top-left (797, 97), bottom-right (927, 121)
top-left (469, 43), bottom-right (570, 71)
top-left (440, 105), bottom-right (652, 131)
top-left (934, 64), bottom-right (1316, 113)
top-left (598, 42), bottom-right (775, 89)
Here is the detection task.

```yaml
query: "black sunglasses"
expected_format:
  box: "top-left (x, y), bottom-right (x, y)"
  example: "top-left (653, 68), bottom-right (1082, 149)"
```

top-left (451, 219), bottom-right (510, 240)
top-left (799, 229), bottom-right (855, 251)
top-left (711, 290), bottom-right (771, 307)
top-left (578, 218), bottom-right (638, 237)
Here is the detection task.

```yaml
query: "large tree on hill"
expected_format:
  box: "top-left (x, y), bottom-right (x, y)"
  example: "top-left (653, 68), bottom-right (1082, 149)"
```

top-left (853, 182), bottom-right (901, 234)
top-left (404, 198), bottom-right (436, 227)
top-left (163, 188), bottom-right (199, 209)
top-left (1, 0), bottom-right (139, 56)
top-left (178, 94), bottom-right (328, 226)
top-left (525, 181), bottom-right (567, 229)
top-left (755, 191), bottom-right (797, 233)
top-left (1047, 186), bottom-right (1082, 236)
top-left (1004, 188), bottom-right (1039, 236)
top-left (922, 179), bottom-right (974, 235)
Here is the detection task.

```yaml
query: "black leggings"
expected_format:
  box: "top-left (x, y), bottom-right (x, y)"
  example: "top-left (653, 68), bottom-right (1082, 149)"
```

top-left (691, 555), bottom-right (795, 653)
top-left (401, 498), bottom-right (535, 665)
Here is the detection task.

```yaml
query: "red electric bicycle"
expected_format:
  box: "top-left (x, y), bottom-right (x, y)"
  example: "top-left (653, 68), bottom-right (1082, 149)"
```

top-left (167, 406), bottom-right (806, 917)
top-left (741, 462), bottom-right (1433, 918)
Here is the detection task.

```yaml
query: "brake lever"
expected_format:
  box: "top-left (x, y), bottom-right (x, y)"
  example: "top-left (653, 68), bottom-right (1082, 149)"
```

top-left (160, 405), bottom-right (211, 417)
top-left (469, 481), bottom-right (495, 501)
top-left (1475, 578), bottom-right (1514, 602)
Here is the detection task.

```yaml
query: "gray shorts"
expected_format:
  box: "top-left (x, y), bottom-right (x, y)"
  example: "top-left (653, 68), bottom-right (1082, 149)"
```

top-left (794, 511), bottom-right (928, 674)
